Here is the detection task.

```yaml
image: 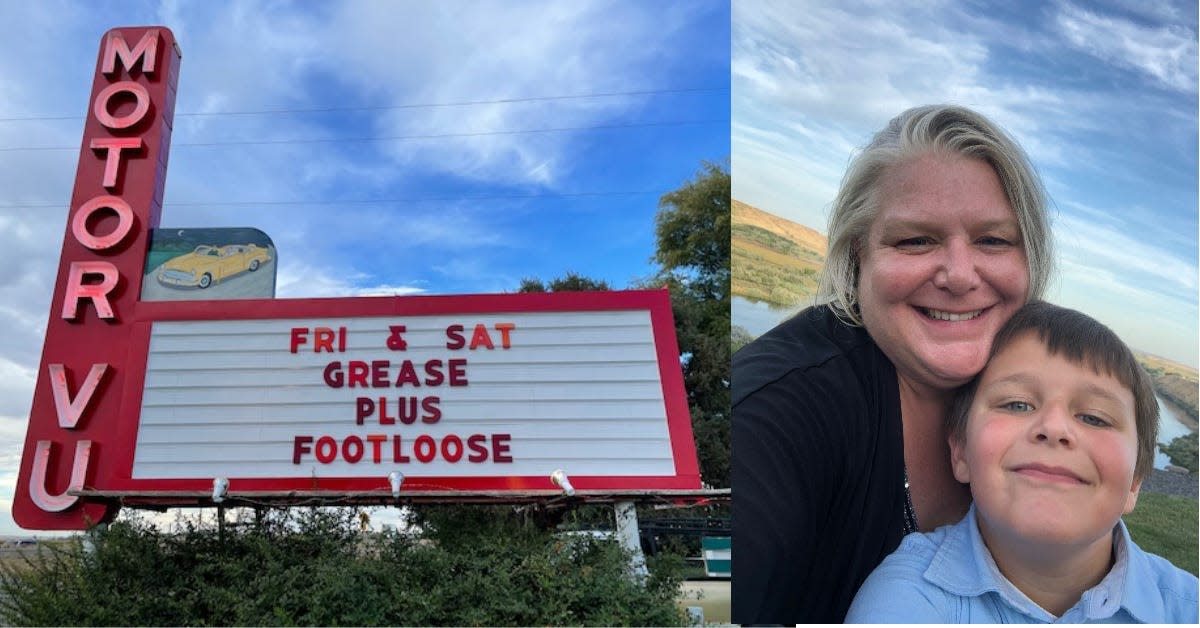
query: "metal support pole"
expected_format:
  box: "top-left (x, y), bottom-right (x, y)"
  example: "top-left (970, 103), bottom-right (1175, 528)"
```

top-left (82, 522), bottom-right (108, 556)
top-left (614, 500), bottom-right (648, 582)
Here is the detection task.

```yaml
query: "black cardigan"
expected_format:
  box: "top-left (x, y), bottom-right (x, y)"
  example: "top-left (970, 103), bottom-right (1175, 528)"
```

top-left (732, 305), bottom-right (908, 624)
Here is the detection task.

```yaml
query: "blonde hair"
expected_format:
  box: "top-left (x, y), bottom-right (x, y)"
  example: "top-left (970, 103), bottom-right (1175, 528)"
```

top-left (817, 105), bottom-right (1053, 324)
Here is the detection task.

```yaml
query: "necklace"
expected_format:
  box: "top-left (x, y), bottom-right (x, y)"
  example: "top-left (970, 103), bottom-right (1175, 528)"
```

top-left (902, 467), bottom-right (918, 535)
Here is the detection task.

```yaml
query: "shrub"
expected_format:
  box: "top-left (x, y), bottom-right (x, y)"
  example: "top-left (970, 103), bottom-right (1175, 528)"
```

top-left (0, 507), bottom-right (686, 626)
top-left (1161, 433), bottom-right (1199, 474)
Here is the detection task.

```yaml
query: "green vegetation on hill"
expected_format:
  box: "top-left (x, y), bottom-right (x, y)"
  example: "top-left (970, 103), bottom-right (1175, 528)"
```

top-left (1161, 434), bottom-right (1199, 474)
top-left (732, 223), bottom-right (803, 257)
top-left (731, 200), bottom-right (825, 308)
top-left (1137, 355), bottom-right (1199, 422)
top-left (733, 246), bottom-right (818, 307)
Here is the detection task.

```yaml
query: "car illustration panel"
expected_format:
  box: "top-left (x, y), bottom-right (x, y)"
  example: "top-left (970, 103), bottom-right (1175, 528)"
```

top-left (142, 228), bottom-right (277, 301)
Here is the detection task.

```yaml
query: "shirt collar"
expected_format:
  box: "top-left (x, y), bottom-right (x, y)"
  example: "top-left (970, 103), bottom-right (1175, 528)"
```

top-left (923, 504), bottom-right (1137, 622)
top-left (1109, 518), bottom-right (1168, 623)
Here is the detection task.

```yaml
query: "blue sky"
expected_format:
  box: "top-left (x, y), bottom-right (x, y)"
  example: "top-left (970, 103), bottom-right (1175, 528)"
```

top-left (0, 0), bottom-right (729, 535)
top-left (733, 0), bottom-right (1199, 369)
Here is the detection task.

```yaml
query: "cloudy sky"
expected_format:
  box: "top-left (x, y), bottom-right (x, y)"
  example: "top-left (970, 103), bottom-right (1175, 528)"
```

top-left (733, 0), bottom-right (1199, 369)
top-left (0, 1), bottom-right (728, 535)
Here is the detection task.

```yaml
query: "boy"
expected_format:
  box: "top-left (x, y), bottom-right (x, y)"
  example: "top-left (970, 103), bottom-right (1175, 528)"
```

top-left (846, 301), bottom-right (1198, 622)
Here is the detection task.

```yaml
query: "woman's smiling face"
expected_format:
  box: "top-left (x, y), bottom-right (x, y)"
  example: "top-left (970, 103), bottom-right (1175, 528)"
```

top-left (857, 151), bottom-right (1029, 393)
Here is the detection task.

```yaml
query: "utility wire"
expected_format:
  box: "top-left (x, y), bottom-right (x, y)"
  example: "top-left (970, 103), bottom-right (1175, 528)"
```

top-left (0, 190), bottom-right (661, 210)
top-left (0, 118), bottom-right (727, 152)
top-left (0, 86), bottom-right (728, 122)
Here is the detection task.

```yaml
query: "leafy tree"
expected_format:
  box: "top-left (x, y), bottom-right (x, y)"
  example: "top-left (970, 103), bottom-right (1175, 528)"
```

top-left (647, 160), bottom-right (731, 487)
top-left (519, 272), bottom-right (610, 293)
top-left (526, 161), bottom-right (732, 488)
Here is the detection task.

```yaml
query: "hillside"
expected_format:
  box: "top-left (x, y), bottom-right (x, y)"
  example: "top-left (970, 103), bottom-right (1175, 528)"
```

top-left (731, 199), bottom-right (827, 306)
top-left (1137, 352), bottom-right (1199, 427)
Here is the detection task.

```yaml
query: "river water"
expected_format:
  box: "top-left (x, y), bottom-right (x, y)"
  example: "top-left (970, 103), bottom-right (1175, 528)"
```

top-left (733, 296), bottom-right (1197, 470)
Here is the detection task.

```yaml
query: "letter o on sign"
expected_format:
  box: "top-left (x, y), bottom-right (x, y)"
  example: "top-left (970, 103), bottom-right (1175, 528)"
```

top-left (93, 81), bottom-right (151, 130)
top-left (72, 196), bottom-right (135, 251)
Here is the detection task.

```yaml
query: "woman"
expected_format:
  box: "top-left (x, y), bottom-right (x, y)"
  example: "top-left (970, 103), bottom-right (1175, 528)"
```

top-left (731, 105), bottom-right (1053, 624)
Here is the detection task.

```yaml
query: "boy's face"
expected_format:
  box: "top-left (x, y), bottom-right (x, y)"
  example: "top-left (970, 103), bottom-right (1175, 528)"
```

top-left (949, 331), bottom-right (1142, 549)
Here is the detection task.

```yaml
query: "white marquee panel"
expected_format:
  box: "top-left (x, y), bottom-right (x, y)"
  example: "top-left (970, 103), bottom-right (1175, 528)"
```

top-left (132, 310), bottom-right (678, 479)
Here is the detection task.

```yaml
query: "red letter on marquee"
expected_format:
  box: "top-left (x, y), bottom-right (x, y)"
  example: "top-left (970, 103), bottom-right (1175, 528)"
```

top-left (62, 262), bottom-right (120, 320)
top-left (90, 138), bottom-right (143, 189)
top-left (102, 30), bottom-right (159, 76)
top-left (29, 440), bottom-right (93, 513)
top-left (93, 81), bottom-right (151, 130)
top-left (48, 364), bottom-right (108, 430)
top-left (72, 196), bottom-right (135, 251)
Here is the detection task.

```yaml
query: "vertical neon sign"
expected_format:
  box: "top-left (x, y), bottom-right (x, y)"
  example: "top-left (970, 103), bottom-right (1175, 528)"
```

top-left (14, 27), bottom-right (180, 530)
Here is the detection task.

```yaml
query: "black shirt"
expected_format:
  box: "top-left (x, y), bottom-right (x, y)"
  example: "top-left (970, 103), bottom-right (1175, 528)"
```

top-left (732, 305), bottom-right (908, 624)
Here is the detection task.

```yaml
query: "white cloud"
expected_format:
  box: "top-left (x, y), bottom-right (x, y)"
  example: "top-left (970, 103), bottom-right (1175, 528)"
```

top-left (1055, 1), bottom-right (1198, 93)
top-left (1053, 257), bottom-right (1198, 368)
top-left (275, 263), bottom-right (426, 299)
top-left (1055, 211), bottom-right (1198, 293)
top-left (308, 0), bottom-right (692, 189)
top-left (734, 0), bottom-right (992, 127)
top-left (730, 0), bottom-right (1082, 220)
top-left (0, 357), bottom-right (36, 419)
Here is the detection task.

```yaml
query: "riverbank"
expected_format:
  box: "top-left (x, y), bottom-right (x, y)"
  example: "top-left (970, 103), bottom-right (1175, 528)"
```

top-left (1161, 396), bottom-right (1198, 431)
top-left (1141, 469), bottom-right (1198, 499)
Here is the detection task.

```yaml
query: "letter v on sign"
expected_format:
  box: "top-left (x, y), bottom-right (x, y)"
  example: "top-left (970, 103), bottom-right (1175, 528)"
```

top-left (48, 364), bottom-right (108, 429)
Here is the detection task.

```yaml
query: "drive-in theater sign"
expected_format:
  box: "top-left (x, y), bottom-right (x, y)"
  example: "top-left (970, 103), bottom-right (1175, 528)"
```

top-left (14, 27), bottom-right (701, 531)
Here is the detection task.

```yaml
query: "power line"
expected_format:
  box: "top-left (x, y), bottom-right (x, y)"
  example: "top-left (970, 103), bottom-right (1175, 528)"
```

top-left (0, 118), bottom-right (727, 152)
top-left (0, 190), bottom-right (663, 210)
top-left (0, 86), bottom-right (729, 123)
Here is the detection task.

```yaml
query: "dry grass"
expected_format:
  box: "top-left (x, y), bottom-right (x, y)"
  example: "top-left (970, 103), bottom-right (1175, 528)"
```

top-left (732, 199), bottom-right (827, 306)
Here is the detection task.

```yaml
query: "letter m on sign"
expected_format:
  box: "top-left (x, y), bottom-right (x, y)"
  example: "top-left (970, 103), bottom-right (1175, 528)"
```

top-left (102, 30), bottom-right (159, 76)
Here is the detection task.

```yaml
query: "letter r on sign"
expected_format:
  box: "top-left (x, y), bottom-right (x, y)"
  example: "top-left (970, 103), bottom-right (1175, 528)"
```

top-left (62, 262), bottom-right (120, 320)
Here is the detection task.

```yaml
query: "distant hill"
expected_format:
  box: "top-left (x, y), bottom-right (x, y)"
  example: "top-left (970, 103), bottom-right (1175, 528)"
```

top-left (1136, 352), bottom-right (1199, 426)
top-left (731, 200), bottom-right (827, 306)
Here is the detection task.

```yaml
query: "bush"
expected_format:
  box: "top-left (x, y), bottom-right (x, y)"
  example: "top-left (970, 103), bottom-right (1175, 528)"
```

top-left (0, 507), bottom-right (686, 626)
top-left (1161, 433), bottom-right (1199, 473)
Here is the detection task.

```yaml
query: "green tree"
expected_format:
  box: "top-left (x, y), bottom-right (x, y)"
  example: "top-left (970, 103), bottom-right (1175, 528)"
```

top-left (648, 160), bottom-right (731, 487)
top-left (518, 272), bottom-right (611, 293)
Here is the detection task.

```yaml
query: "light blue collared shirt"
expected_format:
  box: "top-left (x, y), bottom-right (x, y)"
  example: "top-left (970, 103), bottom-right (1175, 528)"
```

top-left (846, 505), bottom-right (1199, 623)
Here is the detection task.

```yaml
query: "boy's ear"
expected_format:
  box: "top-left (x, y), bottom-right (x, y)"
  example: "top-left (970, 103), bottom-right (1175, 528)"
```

top-left (1123, 476), bottom-right (1142, 514)
top-left (948, 434), bottom-right (970, 484)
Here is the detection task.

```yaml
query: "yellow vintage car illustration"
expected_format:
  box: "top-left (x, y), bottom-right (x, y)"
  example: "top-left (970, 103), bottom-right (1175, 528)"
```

top-left (156, 244), bottom-right (272, 289)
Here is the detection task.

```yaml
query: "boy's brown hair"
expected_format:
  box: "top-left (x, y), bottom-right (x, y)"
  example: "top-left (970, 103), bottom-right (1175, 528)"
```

top-left (948, 300), bottom-right (1158, 481)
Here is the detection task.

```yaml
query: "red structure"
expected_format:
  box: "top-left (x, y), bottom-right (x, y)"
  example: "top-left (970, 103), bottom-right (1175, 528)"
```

top-left (15, 27), bottom-right (181, 530)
